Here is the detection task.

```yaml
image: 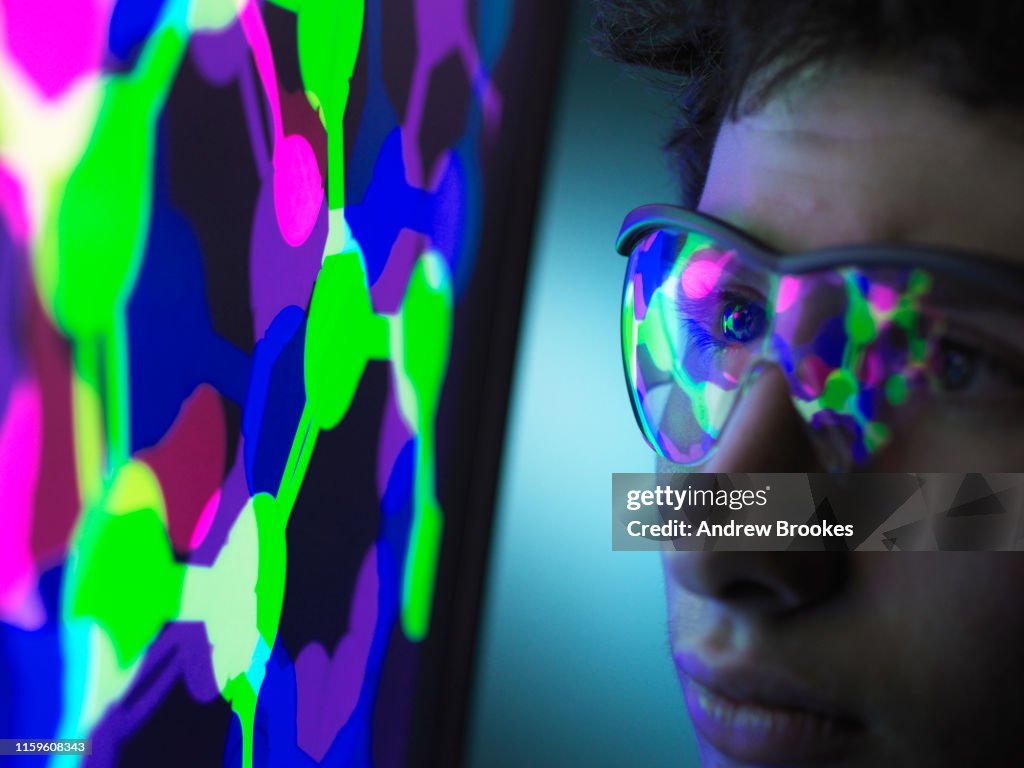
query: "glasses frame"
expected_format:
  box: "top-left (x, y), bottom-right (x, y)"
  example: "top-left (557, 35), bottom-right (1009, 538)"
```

top-left (618, 205), bottom-right (1024, 297)
top-left (617, 204), bottom-right (1024, 463)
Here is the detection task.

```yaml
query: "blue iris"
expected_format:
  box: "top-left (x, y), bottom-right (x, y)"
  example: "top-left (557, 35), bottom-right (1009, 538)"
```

top-left (721, 300), bottom-right (766, 343)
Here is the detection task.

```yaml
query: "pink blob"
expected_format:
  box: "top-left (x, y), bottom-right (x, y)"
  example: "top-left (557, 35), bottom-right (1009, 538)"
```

top-left (680, 249), bottom-right (731, 299)
top-left (776, 276), bottom-right (800, 313)
top-left (0, 0), bottom-right (106, 100)
top-left (868, 283), bottom-right (899, 312)
top-left (0, 379), bottom-right (44, 629)
top-left (189, 489), bottom-right (222, 551)
top-left (857, 347), bottom-right (887, 387)
top-left (0, 164), bottom-right (29, 244)
top-left (138, 384), bottom-right (226, 554)
top-left (273, 134), bottom-right (324, 247)
top-left (797, 354), bottom-right (832, 398)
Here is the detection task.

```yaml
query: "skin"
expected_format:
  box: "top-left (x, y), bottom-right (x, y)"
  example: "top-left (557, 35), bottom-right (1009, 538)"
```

top-left (659, 70), bottom-right (1024, 766)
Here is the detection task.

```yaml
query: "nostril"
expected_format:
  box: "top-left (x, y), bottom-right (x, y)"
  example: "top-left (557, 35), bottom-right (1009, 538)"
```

top-left (717, 579), bottom-right (787, 610)
top-left (669, 552), bottom-right (848, 616)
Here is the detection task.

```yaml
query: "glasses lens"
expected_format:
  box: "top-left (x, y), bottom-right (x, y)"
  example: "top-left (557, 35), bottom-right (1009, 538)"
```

top-left (622, 224), bottom-right (1024, 468)
top-left (779, 266), bottom-right (1024, 466)
top-left (622, 227), bottom-right (774, 464)
top-left (771, 267), bottom-right (936, 466)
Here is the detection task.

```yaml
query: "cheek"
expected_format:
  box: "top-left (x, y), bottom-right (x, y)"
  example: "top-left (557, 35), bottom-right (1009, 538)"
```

top-left (856, 554), bottom-right (1024, 659)
top-left (870, 406), bottom-right (1024, 471)
top-left (661, 552), bottom-right (714, 646)
top-left (858, 555), bottom-right (1024, 753)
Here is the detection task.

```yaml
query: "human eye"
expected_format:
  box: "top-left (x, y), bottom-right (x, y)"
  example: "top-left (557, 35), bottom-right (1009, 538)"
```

top-left (933, 336), bottom-right (1024, 397)
top-left (677, 290), bottom-right (768, 355)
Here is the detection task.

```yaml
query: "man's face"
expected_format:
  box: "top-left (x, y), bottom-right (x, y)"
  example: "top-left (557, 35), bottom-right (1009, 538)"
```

top-left (662, 72), bottom-right (1024, 767)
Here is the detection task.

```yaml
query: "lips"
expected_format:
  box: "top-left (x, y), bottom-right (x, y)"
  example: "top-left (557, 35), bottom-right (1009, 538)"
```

top-left (678, 655), bottom-right (866, 765)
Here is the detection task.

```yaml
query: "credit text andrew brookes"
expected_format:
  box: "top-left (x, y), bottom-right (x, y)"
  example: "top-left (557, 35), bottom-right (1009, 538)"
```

top-left (624, 483), bottom-right (854, 539)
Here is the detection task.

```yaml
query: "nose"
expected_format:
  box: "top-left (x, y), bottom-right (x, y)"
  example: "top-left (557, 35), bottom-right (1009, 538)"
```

top-left (660, 365), bottom-right (844, 616)
top-left (664, 549), bottom-right (846, 614)
top-left (704, 364), bottom-right (823, 473)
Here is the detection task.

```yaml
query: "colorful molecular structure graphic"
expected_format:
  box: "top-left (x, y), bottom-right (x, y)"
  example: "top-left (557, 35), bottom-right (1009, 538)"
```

top-left (0, 0), bottom-right (509, 764)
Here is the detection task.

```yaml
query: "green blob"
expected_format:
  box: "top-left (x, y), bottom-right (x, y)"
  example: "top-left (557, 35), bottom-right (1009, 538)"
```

top-left (304, 251), bottom-right (374, 430)
top-left (891, 307), bottom-right (916, 331)
top-left (296, 0), bottom-right (364, 208)
top-left (223, 674), bottom-right (257, 768)
top-left (637, 295), bottom-right (673, 372)
top-left (297, 0), bottom-right (363, 120)
top-left (621, 288), bottom-right (635, 374)
top-left (71, 499), bottom-right (184, 667)
top-left (56, 91), bottom-right (150, 336)
top-left (402, 495), bottom-right (442, 642)
top-left (822, 369), bottom-right (857, 411)
top-left (253, 494), bottom-right (287, 643)
top-left (399, 254), bottom-right (453, 424)
top-left (864, 420), bottom-right (891, 451)
top-left (909, 336), bottom-right (929, 366)
top-left (54, 23), bottom-right (186, 337)
top-left (845, 295), bottom-right (876, 346)
top-left (908, 268), bottom-right (933, 296)
top-left (885, 374), bottom-right (908, 406)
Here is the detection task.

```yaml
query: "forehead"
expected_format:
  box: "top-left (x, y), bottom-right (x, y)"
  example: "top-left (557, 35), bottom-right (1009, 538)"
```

top-left (698, 72), bottom-right (1024, 262)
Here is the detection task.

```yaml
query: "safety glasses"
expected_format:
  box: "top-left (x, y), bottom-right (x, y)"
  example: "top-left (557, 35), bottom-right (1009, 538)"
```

top-left (619, 205), bottom-right (1024, 469)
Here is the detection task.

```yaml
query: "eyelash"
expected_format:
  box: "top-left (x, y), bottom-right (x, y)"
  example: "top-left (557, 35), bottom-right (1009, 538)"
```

top-left (682, 317), bottom-right (727, 354)
top-left (670, 276), bottom-right (1024, 385)
top-left (676, 291), bottom-right (763, 353)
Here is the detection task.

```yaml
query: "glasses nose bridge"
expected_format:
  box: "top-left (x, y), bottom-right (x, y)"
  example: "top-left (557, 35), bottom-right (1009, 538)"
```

top-left (701, 356), bottom-right (860, 473)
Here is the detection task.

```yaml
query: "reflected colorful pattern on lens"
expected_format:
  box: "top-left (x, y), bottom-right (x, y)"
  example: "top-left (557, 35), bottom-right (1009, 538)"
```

top-left (622, 226), bottom-right (962, 469)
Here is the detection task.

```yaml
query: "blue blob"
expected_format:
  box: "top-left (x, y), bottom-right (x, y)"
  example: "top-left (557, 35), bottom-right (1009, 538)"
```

top-left (346, 0), bottom-right (399, 208)
top-left (347, 130), bottom-right (431, 284)
top-left (248, 637), bottom-right (378, 768)
top-left (430, 148), bottom-right (467, 286)
top-left (637, 233), bottom-right (673, 309)
top-left (814, 315), bottom-right (848, 368)
top-left (128, 141), bottom-right (249, 452)
top-left (241, 490), bottom-right (413, 766)
top-left (127, 203), bottom-right (209, 451)
top-left (857, 387), bottom-right (876, 420)
top-left (243, 306), bottom-right (306, 496)
top-left (476, 0), bottom-right (514, 68)
top-left (0, 566), bottom-right (64, 741)
top-left (232, 644), bottom-right (322, 768)
top-left (109, 0), bottom-right (167, 61)
top-left (771, 334), bottom-right (796, 375)
top-left (380, 439), bottom-right (415, 517)
top-left (442, 140), bottom-right (477, 298)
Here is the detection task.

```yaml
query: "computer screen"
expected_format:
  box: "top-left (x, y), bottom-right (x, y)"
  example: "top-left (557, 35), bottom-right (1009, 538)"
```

top-left (0, 1), bottom-right (565, 765)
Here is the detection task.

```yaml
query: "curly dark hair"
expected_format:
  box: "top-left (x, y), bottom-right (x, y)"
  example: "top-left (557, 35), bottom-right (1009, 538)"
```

top-left (593, 0), bottom-right (1024, 206)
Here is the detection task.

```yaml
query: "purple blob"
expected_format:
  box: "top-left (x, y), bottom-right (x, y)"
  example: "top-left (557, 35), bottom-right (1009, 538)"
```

top-left (249, 179), bottom-right (327, 337)
top-left (189, 21), bottom-right (251, 87)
